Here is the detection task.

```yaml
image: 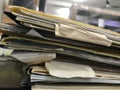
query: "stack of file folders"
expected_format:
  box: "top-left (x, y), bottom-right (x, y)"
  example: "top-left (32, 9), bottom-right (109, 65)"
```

top-left (0, 6), bottom-right (120, 89)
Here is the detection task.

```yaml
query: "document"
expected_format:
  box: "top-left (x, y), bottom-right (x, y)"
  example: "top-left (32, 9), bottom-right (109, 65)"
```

top-left (45, 60), bottom-right (95, 78)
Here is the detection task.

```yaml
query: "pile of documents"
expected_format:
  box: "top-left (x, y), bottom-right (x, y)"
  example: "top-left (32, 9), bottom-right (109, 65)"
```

top-left (0, 6), bottom-right (120, 89)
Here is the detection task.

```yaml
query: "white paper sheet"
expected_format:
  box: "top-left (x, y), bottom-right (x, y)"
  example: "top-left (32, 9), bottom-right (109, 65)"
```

top-left (45, 60), bottom-right (95, 78)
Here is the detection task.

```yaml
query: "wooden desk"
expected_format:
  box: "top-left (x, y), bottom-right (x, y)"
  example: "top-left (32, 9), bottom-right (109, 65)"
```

top-left (3, 14), bottom-right (15, 24)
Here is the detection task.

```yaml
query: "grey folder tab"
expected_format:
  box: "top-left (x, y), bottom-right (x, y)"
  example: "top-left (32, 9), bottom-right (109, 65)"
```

top-left (11, 52), bottom-right (56, 65)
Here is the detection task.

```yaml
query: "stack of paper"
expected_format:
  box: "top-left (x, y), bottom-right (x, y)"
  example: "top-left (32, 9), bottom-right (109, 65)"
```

top-left (0, 6), bottom-right (120, 89)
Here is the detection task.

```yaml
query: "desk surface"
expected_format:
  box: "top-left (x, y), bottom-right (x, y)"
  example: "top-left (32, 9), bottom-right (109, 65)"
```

top-left (3, 14), bottom-right (15, 24)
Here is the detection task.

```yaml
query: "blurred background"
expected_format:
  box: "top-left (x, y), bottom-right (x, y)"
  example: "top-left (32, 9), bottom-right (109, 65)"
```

top-left (8, 0), bottom-right (120, 32)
